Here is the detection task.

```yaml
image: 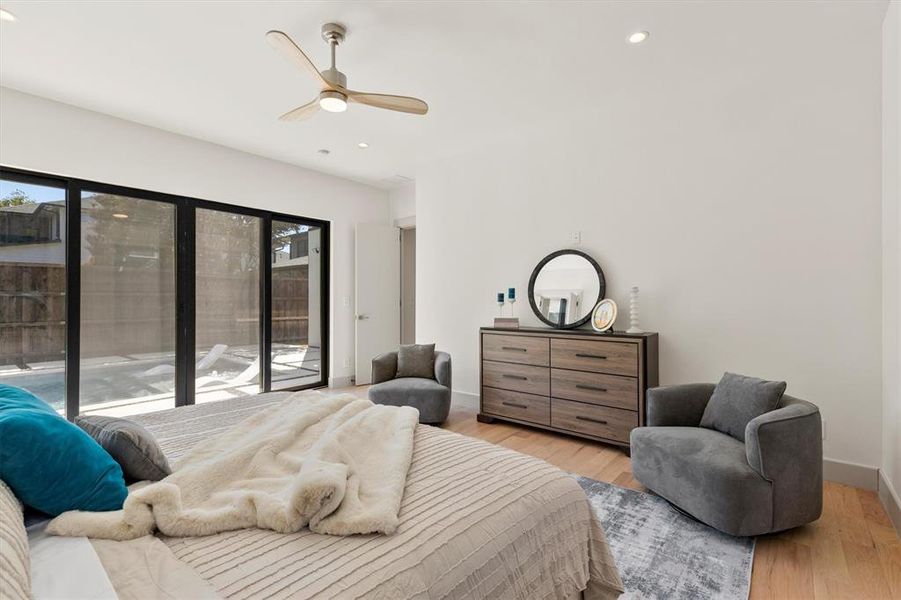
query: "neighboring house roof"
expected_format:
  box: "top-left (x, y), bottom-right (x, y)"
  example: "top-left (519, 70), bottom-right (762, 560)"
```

top-left (0, 200), bottom-right (65, 214)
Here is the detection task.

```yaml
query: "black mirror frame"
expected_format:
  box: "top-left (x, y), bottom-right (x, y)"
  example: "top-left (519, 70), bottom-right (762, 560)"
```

top-left (527, 249), bottom-right (606, 329)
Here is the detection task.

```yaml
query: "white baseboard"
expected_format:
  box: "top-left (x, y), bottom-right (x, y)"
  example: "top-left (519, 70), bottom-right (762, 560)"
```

top-left (878, 470), bottom-right (901, 536)
top-left (822, 458), bottom-right (879, 490)
top-left (328, 375), bottom-right (355, 388)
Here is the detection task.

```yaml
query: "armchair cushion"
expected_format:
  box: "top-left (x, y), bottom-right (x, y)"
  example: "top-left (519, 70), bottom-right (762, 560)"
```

top-left (368, 378), bottom-right (451, 424)
top-left (396, 344), bottom-right (436, 379)
top-left (631, 426), bottom-right (773, 536)
top-left (700, 372), bottom-right (786, 442)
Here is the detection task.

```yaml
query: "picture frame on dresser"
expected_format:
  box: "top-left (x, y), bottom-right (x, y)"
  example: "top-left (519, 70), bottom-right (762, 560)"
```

top-left (477, 327), bottom-right (659, 453)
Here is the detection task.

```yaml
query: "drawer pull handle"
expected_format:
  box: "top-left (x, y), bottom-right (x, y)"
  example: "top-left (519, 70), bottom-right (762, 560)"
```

top-left (502, 346), bottom-right (528, 352)
top-left (502, 374), bottom-right (528, 380)
top-left (576, 384), bottom-right (608, 393)
top-left (576, 416), bottom-right (609, 425)
top-left (575, 353), bottom-right (608, 360)
top-left (502, 401), bottom-right (528, 409)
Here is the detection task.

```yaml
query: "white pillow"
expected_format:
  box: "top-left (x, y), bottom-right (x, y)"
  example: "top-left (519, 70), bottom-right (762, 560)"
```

top-left (0, 479), bottom-right (30, 600)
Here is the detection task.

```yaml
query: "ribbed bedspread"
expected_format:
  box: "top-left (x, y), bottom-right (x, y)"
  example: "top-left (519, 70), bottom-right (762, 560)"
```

top-left (132, 392), bottom-right (624, 600)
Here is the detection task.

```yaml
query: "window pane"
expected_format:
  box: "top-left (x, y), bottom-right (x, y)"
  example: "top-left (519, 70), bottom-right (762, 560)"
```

top-left (79, 192), bottom-right (176, 417)
top-left (271, 221), bottom-right (322, 389)
top-left (194, 209), bottom-right (260, 403)
top-left (0, 179), bottom-right (66, 413)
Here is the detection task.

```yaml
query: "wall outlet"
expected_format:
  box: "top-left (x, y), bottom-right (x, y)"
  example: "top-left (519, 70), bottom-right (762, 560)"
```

top-left (343, 356), bottom-right (351, 369)
top-left (570, 231), bottom-right (582, 245)
top-left (342, 296), bottom-right (350, 308)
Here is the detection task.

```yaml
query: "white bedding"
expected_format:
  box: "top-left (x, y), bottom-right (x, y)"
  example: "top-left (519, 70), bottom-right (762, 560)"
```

top-left (130, 392), bottom-right (625, 599)
top-left (27, 522), bottom-right (116, 600)
top-left (27, 521), bottom-right (219, 600)
top-left (21, 391), bottom-right (623, 599)
top-left (47, 393), bottom-right (418, 541)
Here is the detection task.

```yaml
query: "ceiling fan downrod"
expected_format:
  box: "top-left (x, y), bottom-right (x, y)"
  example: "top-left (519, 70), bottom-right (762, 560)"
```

top-left (320, 23), bottom-right (347, 89)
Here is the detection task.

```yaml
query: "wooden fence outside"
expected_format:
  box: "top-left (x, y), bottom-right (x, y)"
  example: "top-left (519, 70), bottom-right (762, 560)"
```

top-left (0, 263), bottom-right (311, 367)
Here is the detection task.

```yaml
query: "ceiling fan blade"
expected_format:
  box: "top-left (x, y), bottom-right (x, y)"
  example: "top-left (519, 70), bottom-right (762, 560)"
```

top-left (346, 91), bottom-right (428, 115)
top-left (266, 30), bottom-right (328, 89)
top-left (279, 99), bottom-right (320, 122)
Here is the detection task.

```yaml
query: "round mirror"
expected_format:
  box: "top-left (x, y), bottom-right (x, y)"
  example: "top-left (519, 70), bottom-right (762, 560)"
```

top-left (528, 250), bottom-right (606, 329)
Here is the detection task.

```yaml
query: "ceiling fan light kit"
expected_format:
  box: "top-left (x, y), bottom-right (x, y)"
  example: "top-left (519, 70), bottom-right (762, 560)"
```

top-left (319, 90), bottom-right (347, 112)
top-left (266, 22), bottom-right (428, 122)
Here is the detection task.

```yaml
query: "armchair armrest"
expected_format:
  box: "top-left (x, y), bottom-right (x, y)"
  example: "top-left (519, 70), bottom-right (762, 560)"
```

top-left (434, 352), bottom-right (452, 389)
top-left (371, 352), bottom-right (398, 384)
top-left (646, 384), bottom-right (716, 427)
top-left (745, 398), bottom-right (821, 479)
top-left (745, 396), bottom-right (823, 530)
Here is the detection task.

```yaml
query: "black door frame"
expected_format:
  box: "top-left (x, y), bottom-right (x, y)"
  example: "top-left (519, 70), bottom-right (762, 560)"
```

top-left (0, 165), bottom-right (330, 419)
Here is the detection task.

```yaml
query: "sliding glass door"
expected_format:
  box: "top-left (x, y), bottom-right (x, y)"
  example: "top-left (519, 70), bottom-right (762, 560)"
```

top-left (0, 177), bottom-right (67, 413)
top-left (194, 208), bottom-right (261, 403)
top-left (79, 191), bottom-right (177, 417)
top-left (0, 166), bottom-right (329, 419)
top-left (271, 221), bottom-right (324, 389)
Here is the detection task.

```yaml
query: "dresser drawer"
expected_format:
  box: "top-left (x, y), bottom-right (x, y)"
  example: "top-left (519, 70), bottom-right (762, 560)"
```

top-left (482, 388), bottom-right (550, 425)
top-left (482, 360), bottom-right (550, 396)
top-left (550, 338), bottom-right (638, 376)
top-left (482, 334), bottom-right (549, 367)
top-left (550, 369), bottom-right (638, 411)
top-left (551, 399), bottom-right (638, 443)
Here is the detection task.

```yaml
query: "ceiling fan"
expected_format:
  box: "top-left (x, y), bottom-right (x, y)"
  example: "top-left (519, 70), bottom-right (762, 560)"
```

top-left (266, 23), bottom-right (429, 122)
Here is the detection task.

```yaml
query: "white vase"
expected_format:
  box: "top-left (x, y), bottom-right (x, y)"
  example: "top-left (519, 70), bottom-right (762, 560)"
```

top-left (627, 286), bottom-right (644, 334)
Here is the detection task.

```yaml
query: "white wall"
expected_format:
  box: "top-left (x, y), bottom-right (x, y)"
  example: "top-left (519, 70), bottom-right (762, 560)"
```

top-left (0, 87), bottom-right (389, 385)
top-left (882, 0), bottom-right (901, 511)
top-left (416, 26), bottom-right (884, 468)
top-left (389, 181), bottom-right (416, 224)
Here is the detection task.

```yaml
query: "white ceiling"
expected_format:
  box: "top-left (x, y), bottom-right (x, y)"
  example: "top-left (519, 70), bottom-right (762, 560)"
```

top-left (0, 0), bottom-right (888, 188)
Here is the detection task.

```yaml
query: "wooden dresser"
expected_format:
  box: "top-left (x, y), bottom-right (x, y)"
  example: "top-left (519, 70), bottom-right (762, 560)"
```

top-left (477, 327), bottom-right (658, 450)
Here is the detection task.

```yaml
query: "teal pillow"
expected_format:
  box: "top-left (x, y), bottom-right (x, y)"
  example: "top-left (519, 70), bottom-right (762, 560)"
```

top-left (0, 384), bottom-right (127, 516)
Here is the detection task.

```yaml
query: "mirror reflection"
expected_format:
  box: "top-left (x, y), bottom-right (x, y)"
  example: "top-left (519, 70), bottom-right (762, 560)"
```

top-left (530, 252), bottom-right (603, 328)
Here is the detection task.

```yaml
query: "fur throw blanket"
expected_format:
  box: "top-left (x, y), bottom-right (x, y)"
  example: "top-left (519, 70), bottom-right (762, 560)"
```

top-left (47, 392), bottom-right (419, 541)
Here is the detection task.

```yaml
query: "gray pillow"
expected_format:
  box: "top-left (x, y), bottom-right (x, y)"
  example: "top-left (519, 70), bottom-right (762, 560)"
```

top-left (75, 415), bottom-right (171, 482)
top-left (699, 372), bottom-right (787, 442)
top-left (396, 343), bottom-right (436, 379)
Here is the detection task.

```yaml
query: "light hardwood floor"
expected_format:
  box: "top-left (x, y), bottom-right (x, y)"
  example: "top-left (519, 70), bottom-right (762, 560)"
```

top-left (435, 398), bottom-right (900, 600)
top-left (341, 384), bottom-right (899, 598)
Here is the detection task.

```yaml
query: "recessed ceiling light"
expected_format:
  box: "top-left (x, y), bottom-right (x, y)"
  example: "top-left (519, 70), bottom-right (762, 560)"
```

top-left (317, 149), bottom-right (331, 155)
top-left (112, 213), bottom-right (128, 220)
top-left (628, 31), bottom-right (649, 44)
top-left (357, 142), bottom-right (369, 149)
top-left (0, 8), bottom-right (17, 22)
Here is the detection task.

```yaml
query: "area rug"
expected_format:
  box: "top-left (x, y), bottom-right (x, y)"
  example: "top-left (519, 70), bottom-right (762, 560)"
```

top-left (577, 476), bottom-right (755, 600)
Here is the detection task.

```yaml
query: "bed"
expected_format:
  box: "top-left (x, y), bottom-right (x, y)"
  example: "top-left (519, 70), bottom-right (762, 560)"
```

top-left (30, 391), bottom-right (625, 599)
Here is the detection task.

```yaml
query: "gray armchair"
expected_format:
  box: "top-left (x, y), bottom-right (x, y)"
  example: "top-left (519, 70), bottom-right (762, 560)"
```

top-left (368, 351), bottom-right (452, 424)
top-left (630, 384), bottom-right (823, 536)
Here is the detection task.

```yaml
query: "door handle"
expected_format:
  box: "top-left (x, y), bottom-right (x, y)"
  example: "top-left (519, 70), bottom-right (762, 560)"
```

top-left (356, 314), bottom-right (370, 320)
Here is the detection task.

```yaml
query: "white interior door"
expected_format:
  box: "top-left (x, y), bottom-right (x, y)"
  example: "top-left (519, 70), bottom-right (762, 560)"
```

top-left (355, 224), bottom-right (400, 384)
